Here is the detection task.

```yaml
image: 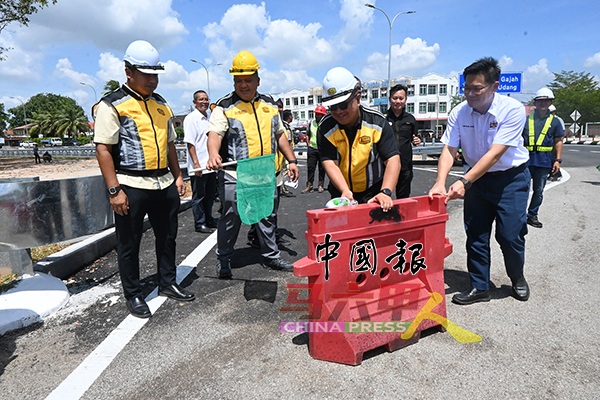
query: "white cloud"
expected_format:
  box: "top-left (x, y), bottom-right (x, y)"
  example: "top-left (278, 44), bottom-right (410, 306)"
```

top-left (260, 69), bottom-right (319, 94)
top-left (524, 58), bottom-right (554, 92)
top-left (97, 52), bottom-right (126, 84)
top-left (0, 35), bottom-right (42, 82)
top-left (24, 0), bottom-right (188, 52)
top-left (336, 0), bottom-right (374, 51)
top-left (584, 52), bottom-right (600, 68)
top-left (201, 2), bottom-right (336, 71)
top-left (499, 55), bottom-right (514, 70)
top-left (361, 38), bottom-right (440, 80)
top-left (54, 58), bottom-right (96, 85)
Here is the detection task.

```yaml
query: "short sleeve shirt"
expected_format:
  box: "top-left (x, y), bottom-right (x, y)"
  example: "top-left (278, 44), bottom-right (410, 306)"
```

top-left (442, 93), bottom-right (529, 172)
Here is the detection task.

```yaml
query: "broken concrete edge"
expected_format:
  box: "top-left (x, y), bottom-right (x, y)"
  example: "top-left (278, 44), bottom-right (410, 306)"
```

top-left (33, 198), bottom-right (193, 280)
top-left (0, 272), bottom-right (70, 335)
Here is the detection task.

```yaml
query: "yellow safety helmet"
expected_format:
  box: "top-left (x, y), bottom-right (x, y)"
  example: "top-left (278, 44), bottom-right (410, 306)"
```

top-left (230, 51), bottom-right (260, 75)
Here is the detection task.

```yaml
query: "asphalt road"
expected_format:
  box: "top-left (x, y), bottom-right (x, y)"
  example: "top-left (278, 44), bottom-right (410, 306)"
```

top-left (1, 144), bottom-right (599, 400)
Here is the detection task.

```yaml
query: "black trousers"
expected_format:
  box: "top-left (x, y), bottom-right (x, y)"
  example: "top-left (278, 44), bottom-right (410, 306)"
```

top-left (190, 173), bottom-right (217, 229)
top-left (306, 147), bottom-right (325, 185)
top-left (114, 183), bottom-right (180, 300)
top-left (395, 169), bottom-right (413, 199)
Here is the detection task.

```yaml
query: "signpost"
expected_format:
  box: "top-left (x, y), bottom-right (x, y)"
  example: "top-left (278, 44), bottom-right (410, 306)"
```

top-left (570, 110), bottom-right (582, 138)
top-left (459, 72), bottom-right (522, 94)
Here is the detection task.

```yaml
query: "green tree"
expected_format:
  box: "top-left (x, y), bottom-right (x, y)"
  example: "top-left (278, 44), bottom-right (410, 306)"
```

top-left (54, 107), bottom-right (90, 138)
top-left (28, 110), bottom-right (59, 138)
top-left (450, 94), bottom-right (465, 111)
top-left (102, 79), bottom-right (120, 95)
top-left (546, 70), bottom-right (600, 132)
top-left (0, 103), bottom-right (9, 134)
top-left (0, 0), bottom-right (57, 60)
top-left (7, 93), bottom-right (86, 129)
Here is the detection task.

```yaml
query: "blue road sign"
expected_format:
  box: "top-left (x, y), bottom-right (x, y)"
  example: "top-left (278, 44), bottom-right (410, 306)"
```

top-left (459, 72), bottom-right (522, 94)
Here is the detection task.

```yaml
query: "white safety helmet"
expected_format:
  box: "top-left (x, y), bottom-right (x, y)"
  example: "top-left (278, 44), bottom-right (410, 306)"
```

top-left (123, 40), bottom-right (165, 74)
top-left (322, 67), bottom-right (360, 107)
top-left (534, 87), bottom-right (554, 100)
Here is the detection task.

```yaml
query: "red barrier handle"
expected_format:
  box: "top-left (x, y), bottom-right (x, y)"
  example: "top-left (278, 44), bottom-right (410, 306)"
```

top-left (293, 256), bottom-right (321, 278)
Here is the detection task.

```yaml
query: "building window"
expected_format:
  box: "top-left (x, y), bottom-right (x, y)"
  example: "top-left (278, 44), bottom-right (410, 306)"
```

top-left (301, 111), bottom-right (306, 119)
top-left (419, 102), bottom-right (427, 113)
top-left (293, 97), bottom-right (299, 106)
top-left (439, 102), bottom-right (447, 113)
top-left (406, 103), bottom-right (415, 113)
top-left (371, 89), bottom-right (379, 99)
top-left (300, 96), bottom-right (305, 105)
top-left (308, 95), bottom-right (314, 105)
top-left (380, 87), bottom-right (387, 98)
top-left (419, 84), bottom-right (427, 95)
top-left (317, 95), bottom-right (322, 103)
top-left (407, 85), bottom-right (415, 96)
top-left (293, 111), bottom-right (299, 120)
top-left (439, 84), bottom-right (447, 95)
top-left (308, 111), bottom-right (314, 119)
top-left (428, 102), bottom-right (436, 113)
top-left (379, 105), bottom-right (387, 113)
top-left (285, 98), bottom-right (290, 106)
top-left (428, 85), bottom-right (437, 95)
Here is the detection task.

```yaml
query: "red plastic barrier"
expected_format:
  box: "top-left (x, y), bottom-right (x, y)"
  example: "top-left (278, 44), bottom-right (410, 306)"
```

top-left (292, 195), bottom-right (453, 365)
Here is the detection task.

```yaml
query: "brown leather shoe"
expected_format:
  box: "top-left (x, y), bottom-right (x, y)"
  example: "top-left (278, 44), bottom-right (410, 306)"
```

top-left (301, 184), bottom-right (313, 194)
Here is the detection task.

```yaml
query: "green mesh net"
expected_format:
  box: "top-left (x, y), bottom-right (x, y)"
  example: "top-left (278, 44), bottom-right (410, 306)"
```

top-left (236, 154), bottom-right (276, 225)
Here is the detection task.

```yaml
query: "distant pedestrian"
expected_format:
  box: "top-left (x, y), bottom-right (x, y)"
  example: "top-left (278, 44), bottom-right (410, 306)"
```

top-left (280, 109), bottom-right (296, 197)
top-left (33, 143), bottom-right (41, 164)
top-left (301, 105), bottom-right (327, 194)
top-left (524, 88), bottom-right (564, 228)
top-left (184, 89), bottom-right (218, 233)
top-left (428, 57), bottom-right (531, 305)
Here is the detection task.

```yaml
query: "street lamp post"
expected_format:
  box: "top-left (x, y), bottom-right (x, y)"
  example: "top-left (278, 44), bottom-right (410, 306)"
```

top-left (365, 4), bottom-right (415, 103)
top-left (79, 82), bottom-right (97, 103)
top-left (190, 60), bottom-right (222, 100)
top-left (9, 96), bottom-right (29, 137)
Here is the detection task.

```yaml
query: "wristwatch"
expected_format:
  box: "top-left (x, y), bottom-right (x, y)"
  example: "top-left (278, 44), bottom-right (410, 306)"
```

top-left (108, 186), bottom-right (122, 196)
top-left (554, 158), bottom-right (562, 163)
top-left (459, 177), bottom-right (472, 190)
top-left (380, 188), bottom-right (392, 197)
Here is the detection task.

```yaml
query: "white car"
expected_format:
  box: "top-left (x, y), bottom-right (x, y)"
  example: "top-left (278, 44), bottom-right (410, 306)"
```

top-left (20, 141), bottom-right (36, 148)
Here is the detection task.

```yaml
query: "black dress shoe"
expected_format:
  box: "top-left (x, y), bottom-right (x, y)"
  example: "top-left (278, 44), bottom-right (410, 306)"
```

top-left (195, 224), bottom-right (215, 233)
top-left (512, 277), bottom-right (530, 301)
top-left (158, 284), bottom-right (195, 301)
top-left (216, 259), bottom-right (232, 279)
top-left (126, 295), bottom-right (151, 318)
top-left (205, 220), bottom-right (218, 229)
top-left (527, 215), bottom-right (543, 228)
top-left (452, 287), bottom-right (491, 305)
top-left (263, 258), bottom-right (294, 272)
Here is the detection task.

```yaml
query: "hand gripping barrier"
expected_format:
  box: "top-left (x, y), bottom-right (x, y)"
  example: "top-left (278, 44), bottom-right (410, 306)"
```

top-left (292, 195), bottom-right (453, 365)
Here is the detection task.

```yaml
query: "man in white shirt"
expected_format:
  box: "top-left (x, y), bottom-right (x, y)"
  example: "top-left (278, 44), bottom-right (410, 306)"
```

top-left (429, 57), bottom-right (531, 305)
top-left (184, 90), bottom-right (217, 233)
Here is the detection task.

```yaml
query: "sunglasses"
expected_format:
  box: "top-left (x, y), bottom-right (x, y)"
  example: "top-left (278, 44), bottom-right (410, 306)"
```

top-left (328, 94), bottom-right (356, 112)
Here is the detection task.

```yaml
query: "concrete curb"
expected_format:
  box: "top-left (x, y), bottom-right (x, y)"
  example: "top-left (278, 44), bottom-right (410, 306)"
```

top-left (0, 273), bottom-right (69, 335)
top-left (34, 198), bottom-right (192, 280)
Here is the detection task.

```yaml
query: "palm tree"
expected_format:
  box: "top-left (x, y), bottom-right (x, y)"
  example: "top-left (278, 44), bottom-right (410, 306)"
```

top-left (29, 111), bottom-right (59, 138)
top-left (54, 108), bottom-right (89, 138)
top-left (102, 80), bottom-right (120, 95)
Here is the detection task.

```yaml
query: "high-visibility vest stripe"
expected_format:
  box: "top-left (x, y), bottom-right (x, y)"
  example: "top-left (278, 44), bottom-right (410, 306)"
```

top-left (526, 114), bottom-right (554, 152)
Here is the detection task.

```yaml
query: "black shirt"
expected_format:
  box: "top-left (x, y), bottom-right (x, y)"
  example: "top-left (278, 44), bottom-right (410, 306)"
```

top-left (386, 108), bottom-right (417, 170)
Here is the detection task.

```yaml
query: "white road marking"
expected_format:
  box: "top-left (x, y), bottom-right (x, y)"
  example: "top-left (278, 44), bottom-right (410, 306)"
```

top-left (46, 232), bottom-right (218, 400)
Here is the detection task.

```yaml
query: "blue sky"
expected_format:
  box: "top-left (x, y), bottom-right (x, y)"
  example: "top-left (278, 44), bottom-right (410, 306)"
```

top-left (2, 0), bottom-right (600, 119)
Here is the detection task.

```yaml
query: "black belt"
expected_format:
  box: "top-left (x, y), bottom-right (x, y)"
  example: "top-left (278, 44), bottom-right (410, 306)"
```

top-left (485, 163), bottom-right (526, 177)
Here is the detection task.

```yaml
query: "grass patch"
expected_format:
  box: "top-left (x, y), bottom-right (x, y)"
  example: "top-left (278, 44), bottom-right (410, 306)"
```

top-left (31, 243), bottom-right (70, 262)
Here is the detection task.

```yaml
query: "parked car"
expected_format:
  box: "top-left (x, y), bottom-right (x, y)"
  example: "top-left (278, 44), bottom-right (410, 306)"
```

top-left (293, 131), bottom-right (306, 145)
top-left (40, 138), bottom-right (63, 146)
top-left (63, 139), bottom-right (81, 146)
top-left (20, 140), bottom-right (36, 148)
